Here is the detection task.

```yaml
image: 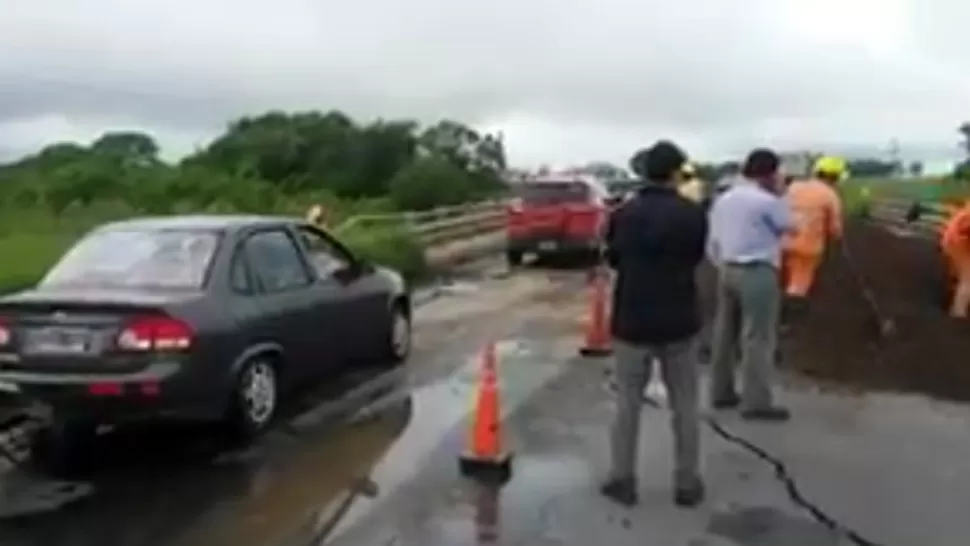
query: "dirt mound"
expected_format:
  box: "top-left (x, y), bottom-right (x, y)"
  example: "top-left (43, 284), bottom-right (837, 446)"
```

top-left (785, 220), bottom-right (970, 402)
top-left (698, 219), bottom-right (970, 402)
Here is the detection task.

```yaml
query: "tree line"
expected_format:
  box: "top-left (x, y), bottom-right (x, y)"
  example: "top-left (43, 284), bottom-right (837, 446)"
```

top-left (0, 111), bottom-right (510, 216)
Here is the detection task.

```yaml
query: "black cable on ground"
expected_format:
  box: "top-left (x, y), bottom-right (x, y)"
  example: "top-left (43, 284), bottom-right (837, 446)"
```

top-left (704, 417), bottom-right (884, 546)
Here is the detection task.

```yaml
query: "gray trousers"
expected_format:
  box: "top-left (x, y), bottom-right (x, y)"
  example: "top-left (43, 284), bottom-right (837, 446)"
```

top-left (609, 338), bottom-right (700, 488)
top-left (709, 262), bottom-right (780, 410)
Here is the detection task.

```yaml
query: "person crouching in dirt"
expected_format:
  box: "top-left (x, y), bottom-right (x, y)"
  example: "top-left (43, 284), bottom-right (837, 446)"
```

top-left (707, 149), bottom-right (795, 422)
top-left (601, 140), bottom-right (708, 508)
top-left (939, 201), bottom-right (970, 318)
top-left (779, 156), bottom-right (845, 327)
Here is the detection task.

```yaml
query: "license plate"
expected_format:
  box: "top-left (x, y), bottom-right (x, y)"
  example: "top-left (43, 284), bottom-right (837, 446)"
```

top-left (538, 241), bottom-right (558, 251)
top-left (27, 328), bottom-right (93, 355)
top-left (0, 381), bottom-right (18, 393)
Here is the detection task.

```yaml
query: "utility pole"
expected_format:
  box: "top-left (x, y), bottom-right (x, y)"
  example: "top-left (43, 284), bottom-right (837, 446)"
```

top-left (888, 138), bottom-right (902, 176)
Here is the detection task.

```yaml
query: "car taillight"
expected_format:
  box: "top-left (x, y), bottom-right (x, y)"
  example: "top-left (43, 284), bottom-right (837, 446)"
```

top-left (117, 315), bottom-right (193, 352)
top-left (0, 317), bottom-right (9, 346)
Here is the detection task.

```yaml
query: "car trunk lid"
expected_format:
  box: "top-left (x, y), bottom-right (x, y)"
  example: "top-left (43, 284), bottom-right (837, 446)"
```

top-left (0, 288), bottom-right (201, 366)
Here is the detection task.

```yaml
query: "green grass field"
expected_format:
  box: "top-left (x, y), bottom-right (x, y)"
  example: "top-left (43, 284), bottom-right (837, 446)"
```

top-left (0, 200), bottom-right (428, 294)
top-left (839, 176), bottom-right (970, 217)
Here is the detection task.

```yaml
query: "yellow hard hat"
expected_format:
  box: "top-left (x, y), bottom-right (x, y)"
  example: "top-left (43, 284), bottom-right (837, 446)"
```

top-left (681, 162), bottom-right (697, 177)
top-left (813, 156), bottom-right (847, 179)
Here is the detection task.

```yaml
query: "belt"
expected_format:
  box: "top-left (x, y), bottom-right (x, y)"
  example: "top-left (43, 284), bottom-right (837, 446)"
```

top-left (724, 261), bottom-right (776, 268)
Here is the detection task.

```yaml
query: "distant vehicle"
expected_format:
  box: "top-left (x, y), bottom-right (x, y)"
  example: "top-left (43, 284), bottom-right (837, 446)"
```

top-left (780, 151), bottom-right (816, 182)
top-left (504, 174), bottom-right (610, 266)
top-left (602, 178), bottom-right (645, 207)
top-left (0, 215), bottom-right (411, 458)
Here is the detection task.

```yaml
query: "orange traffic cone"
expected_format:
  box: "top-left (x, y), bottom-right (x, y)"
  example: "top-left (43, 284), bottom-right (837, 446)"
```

top-left (579, 267), bottom-right (613, 357)
top-left (459, 342), bottom-right (513, 485)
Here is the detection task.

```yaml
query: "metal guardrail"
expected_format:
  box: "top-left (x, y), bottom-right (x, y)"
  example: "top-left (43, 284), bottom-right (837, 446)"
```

top-left (335, 200), bottom-right (506, 246)
top-left (866, 197), bottom-right (950, 240)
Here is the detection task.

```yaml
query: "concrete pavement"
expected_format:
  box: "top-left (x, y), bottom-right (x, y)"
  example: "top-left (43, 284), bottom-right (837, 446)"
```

top-left (323, 339), bottom-right (970, 546)
top-left (0, 263), bottom-right (968, 546)
top-left (0, 264), bottom-right (590, 546)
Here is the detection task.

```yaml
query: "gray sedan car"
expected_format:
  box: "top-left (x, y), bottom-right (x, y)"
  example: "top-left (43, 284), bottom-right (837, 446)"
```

top-left (0, 215), bottom-right (412, 457)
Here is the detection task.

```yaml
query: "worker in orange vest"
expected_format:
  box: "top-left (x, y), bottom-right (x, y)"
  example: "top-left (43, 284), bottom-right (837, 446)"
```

top-left (940, 201), bottom-right (970, 317)
top-left (780, 156), bottom-right (846, 323)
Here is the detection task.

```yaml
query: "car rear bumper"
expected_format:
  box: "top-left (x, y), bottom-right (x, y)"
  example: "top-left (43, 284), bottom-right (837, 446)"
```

top-left (0, 356), bottom-right (222, 424)
top-left (507, 235), bottom-right (602, 254)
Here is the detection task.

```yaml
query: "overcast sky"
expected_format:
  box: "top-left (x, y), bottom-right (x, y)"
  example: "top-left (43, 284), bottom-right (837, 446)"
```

top-left (1, 0), bottom-right (968, 169)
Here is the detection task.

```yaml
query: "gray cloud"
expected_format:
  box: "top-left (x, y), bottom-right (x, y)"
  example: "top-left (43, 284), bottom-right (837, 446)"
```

top-left (0, 0), bottom-right (968, 165)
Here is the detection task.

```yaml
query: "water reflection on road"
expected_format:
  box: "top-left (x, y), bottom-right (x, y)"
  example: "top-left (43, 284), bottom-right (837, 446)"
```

top-left (0, 369), bottom-right (415, 546)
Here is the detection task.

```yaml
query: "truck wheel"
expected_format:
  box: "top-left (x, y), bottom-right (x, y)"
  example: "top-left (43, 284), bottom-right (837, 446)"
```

top-left (506, 250), bottom-right (524, 268)
top-left (225, 357), bottom-right (279, 442)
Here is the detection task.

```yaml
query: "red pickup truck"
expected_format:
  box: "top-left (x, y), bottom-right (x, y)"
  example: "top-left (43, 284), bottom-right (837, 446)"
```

top-left (505, 175), bottom-right (610, 266)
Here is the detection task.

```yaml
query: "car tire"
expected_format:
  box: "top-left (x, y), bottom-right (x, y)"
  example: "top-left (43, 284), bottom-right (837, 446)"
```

top-left (383, 304), bottom-right (412, 366)
top-left (506, 250), bottom-right (524, 268)
top-left (225, 357), bottom-right (279, 442)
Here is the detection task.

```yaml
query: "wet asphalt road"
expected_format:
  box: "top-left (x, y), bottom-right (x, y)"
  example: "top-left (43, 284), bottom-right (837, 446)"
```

top-left (4, 258), bottom-right (970, 546)
top-left (0, 260), bottom-right (591, 546)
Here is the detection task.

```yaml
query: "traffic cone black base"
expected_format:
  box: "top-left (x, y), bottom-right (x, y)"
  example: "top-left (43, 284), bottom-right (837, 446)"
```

top-left (579, 347), bottom-right (613, 357)
top-left (459, 452), bottom-right (513, 486)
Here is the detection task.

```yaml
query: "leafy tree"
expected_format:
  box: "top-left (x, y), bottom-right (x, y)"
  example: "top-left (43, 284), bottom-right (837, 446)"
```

top-left (91, 131), bottom-right (160, 167)
top-left (387, 156), bottom-right (476, 210)
top-left (845, 158), bottom-right (898, 178)
top-left (0, 109), bottom-right (504, 216)
top-left (908, 161), bottom-right (924, 177)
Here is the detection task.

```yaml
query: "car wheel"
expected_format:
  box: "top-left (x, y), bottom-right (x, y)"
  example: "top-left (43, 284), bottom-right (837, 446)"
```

top-left (226, 357), bottom-right (278, 441)
top-left (506, 250), bottom-right (523, 268)
top-left (385, 305), bottom-right (412, 365)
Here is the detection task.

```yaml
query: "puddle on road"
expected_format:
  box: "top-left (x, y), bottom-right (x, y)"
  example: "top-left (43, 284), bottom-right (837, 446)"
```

top-left (322, 345), bottom-right (564, 544)
top-left (0, 367), bottom-right (413, 546)
top-left (0, 338), bottom-right (564, 546)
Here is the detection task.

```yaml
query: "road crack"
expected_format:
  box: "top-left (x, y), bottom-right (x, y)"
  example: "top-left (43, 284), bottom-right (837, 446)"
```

top-left (704, 417), bottom-right (884, 546)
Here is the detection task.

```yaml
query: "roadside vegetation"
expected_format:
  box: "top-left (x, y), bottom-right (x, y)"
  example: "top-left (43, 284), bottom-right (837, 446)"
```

top-left (0, 111), bottom-right (510, 290)
top-left (841, 122), bottom-right (970, 216)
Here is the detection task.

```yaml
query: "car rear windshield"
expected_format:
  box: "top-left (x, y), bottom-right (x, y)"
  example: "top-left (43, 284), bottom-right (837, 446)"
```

top-left (515, 182), bottom-right (591, 205)
top-left (40, 229), bottom-right (221, 289)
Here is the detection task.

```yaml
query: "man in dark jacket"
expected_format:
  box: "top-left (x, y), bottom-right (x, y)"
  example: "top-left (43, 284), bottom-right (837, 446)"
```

top-left (601, 140), bottom-right (709, 508)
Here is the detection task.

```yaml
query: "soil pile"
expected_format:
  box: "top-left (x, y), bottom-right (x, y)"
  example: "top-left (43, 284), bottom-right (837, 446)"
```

top-left (785, 219), bottom-right (970, 401)
top-left (698, 219), bottom-right (970, 402)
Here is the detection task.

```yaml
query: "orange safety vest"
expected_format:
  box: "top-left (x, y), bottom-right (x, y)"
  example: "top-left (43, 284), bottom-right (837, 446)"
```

top-left (940, 204), bottom-right (970, 252)
top-left (938, 202), bottom-right (963, 236)
top-left (782, 179), bottom-right (843, 256)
